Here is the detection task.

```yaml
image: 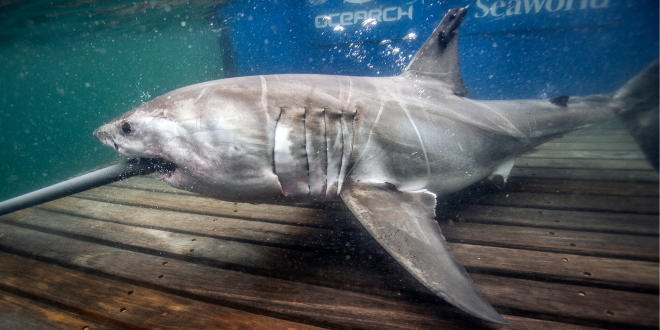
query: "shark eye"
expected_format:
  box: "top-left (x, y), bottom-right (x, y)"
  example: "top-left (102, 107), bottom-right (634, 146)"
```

top-left (121, 121), bottom-right (132, 134)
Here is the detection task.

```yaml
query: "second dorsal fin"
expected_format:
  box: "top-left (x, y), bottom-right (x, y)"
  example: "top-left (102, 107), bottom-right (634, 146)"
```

top-left (402, 7), bottom-right (468, 96)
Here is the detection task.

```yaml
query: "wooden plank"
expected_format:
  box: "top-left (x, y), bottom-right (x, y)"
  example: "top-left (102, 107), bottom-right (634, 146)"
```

top-left (451, 243), bottom-right (658, 291)
top-left (0, 218), bottom-right (655, 292)
top-left (0, 224), bottom-right (654, 328)
top-left (514, 158), bottom-right (654, 170)
top-left (562, 130), bottom-right (630, 136)
top-left (550, 135), bottom-right (635, 143)
top-left (11, 200), bottom-right (660, 291)
top-left (510, 167), bottom-right (658, 182)
top-left (477, 192), bottom-right (658, 214)
top-left (441, 222), bottom-right (658, 261)
top-left (0, 208), bottom-right (395, 295)
top-left (36, 197), bottom-right (336, 250)
top-left (474, 273), bottom-right (658, 328)
top-left (504, 178), bottom-right (659, 197)
top-left (0, 252), bottom-right (325, 330)
top-left (0, 289), bottom-right (121, 330)
top-left (533, 142), bottom-right (639, 151)
top-left (523, 150), bottom-right (646, 160)
top-left (12, 203), bottom-right (658, 293)
top-left (0, 222), bottom-right (497, 329)
top-left (454, 205), bottom-right (659, 236)
top-left (75, 186), bottom-right (337, 228)
top-left (111, 176), bottom-right (198, 196)
top-left (1, 208), bottom-right (320, 269)
top-left (495, 316), bottom-right (602, 330)
top-left (574, 120), bottom-right (626, 130)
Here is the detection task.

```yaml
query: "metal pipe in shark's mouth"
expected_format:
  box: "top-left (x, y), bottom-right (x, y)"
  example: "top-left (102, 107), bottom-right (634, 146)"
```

top-left (0, 158), bottom-right (175, 217)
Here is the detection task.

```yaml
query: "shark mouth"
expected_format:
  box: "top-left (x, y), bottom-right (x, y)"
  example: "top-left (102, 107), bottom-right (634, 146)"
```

top-left (152, 159), bottom-right (178, 179)
top-left (125, 158), bottom-right (178, 180)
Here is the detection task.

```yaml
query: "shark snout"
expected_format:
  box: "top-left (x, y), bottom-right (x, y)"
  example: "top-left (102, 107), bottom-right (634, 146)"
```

top-left (93, 125), bottom-right (118, 151)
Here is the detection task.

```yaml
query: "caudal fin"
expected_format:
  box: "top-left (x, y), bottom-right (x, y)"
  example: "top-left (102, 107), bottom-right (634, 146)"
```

top-left (614, 60), bottom-right (659, 171)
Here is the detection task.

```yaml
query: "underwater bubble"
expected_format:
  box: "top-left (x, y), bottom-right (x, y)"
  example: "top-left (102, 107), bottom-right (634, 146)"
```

top-left (362, 18), bottom-right (377, 27)
top-left (180, 21), bottom-right (186, 27)
top-left (403, 33), bottom-right (417, 40)
top-left (379, 39), bottom-right (391, 45)
top-left (334, 25), bottom-right (345, 32)
top-left (392, 47), bottom-right (400, 55)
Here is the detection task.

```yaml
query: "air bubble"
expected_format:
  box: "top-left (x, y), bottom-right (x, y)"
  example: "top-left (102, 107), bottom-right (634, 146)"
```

top-left (403, 33), bottom-right (417, 40)
top-left (362, 18), bottom-right (377, 27)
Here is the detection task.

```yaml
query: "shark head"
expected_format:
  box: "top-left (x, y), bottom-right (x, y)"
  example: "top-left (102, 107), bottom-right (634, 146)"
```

top-left (93, 104), bottom-right (170, 159)
top-left (93, 82), bottom-right (282, 201)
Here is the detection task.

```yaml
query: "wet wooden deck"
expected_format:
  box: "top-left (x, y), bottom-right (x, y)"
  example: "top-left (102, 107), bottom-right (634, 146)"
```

top-left (0, 119), bottom-right (657, 330)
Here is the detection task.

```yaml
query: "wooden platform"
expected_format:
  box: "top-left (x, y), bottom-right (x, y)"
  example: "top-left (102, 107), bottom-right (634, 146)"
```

top-left (0, 119), bottom-right (657, 329)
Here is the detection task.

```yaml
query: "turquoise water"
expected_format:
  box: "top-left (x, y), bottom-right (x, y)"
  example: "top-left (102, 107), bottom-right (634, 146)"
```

top-left (0, 1), bottom-right (225, 201)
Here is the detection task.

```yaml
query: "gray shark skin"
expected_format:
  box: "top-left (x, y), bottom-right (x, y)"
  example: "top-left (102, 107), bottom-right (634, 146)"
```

top-left (91, 7), bottom-right (658, 324)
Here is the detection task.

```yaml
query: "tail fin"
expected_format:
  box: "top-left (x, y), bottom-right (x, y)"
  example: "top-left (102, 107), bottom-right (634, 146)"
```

top-left (614, 60), bottom-right (659, 171)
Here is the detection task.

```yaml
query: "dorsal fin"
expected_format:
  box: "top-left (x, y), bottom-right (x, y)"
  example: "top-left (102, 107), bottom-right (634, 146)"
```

top-left (402, 7), bottom-right (468, 96)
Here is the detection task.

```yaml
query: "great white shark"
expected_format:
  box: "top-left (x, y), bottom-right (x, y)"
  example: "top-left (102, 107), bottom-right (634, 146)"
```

top-left (0, 6), bottom-right (657, 324)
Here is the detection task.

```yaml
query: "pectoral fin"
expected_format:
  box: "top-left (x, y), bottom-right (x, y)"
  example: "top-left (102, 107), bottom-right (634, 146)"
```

top-left (340, 181), bottom-right (507, 324)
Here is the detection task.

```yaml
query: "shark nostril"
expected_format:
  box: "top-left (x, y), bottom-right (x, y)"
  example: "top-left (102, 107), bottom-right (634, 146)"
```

top-left (113, 142), bottom-right (119, 151)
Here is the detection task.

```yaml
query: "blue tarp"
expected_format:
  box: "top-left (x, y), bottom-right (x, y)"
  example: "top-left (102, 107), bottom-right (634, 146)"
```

top-left (218, 0), bottom-right (658, 99)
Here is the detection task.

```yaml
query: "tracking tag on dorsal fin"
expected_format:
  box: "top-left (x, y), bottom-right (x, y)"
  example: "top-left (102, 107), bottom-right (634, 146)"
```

top-left (402, 7), bottom-right (468, 96)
